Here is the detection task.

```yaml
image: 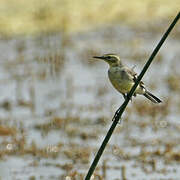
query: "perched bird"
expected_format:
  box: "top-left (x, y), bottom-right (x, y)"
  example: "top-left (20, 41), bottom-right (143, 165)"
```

top-left (93, 54), bottom-right (162, 103)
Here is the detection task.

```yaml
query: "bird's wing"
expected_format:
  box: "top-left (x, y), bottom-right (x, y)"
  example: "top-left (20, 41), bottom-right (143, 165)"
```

top-left (124, 67), bottom-right (138, 82)
top-left (125, 67), bottom-right (146, 89)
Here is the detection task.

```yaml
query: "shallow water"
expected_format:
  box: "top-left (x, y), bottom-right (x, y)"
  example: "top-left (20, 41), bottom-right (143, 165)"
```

top-left (0, 23), bottom-right (180, 180)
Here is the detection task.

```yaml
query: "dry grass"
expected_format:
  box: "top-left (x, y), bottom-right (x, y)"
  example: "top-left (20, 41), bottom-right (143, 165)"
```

top-left (0, 0), bottom-right (179, 36)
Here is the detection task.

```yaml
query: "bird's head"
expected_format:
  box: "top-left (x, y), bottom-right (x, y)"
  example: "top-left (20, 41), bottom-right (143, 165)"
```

top-left (93, 54), bottom-right (122, 67)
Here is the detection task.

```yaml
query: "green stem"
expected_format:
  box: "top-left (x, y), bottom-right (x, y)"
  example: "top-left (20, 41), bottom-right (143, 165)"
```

top-left (85, 12), bottom-right (180, 180)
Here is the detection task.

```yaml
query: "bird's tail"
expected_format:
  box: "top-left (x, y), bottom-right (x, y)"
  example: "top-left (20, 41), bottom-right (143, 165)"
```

top-left (144, 91), bottom-right (162, 103)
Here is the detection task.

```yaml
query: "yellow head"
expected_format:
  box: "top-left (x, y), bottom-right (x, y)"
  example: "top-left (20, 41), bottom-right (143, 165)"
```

top-left (93, 54), bottom-right (122, 67)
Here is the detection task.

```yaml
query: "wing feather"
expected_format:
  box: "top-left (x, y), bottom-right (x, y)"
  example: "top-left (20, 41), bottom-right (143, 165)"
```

top-left (124, 66), bottom-right (146, 92)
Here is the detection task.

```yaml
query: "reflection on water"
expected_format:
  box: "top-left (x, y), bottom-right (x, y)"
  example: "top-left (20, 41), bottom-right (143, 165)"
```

top-left (0, 24), bottom-right (180, 179)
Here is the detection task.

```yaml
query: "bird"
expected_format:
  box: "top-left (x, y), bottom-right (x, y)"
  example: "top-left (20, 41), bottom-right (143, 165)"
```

top-left (93, 54), bottom-right (162, 103)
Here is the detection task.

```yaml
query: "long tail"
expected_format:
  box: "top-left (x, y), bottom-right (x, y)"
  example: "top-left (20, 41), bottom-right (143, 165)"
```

top-left (144, 91), bottom-right (162, 103)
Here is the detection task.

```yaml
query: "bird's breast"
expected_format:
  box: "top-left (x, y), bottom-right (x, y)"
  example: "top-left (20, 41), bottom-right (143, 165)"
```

top-left (108, 67), bottom-right (133, 93)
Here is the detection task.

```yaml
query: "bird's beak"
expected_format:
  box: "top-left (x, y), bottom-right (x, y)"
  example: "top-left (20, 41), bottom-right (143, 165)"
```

top-left (93, 56), bottom-right (105, 60)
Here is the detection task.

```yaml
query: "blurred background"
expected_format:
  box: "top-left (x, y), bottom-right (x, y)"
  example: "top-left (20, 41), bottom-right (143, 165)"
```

top-left (0, 1), bottom-right (179, 179)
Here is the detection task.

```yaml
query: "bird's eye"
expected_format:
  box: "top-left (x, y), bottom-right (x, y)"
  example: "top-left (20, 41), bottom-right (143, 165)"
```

top-left (106, 56), bottom-right (111, 59)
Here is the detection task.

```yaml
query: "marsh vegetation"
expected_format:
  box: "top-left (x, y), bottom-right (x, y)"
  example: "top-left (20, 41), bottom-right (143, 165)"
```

top-left (0, 1), bottom-right (179, 179)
